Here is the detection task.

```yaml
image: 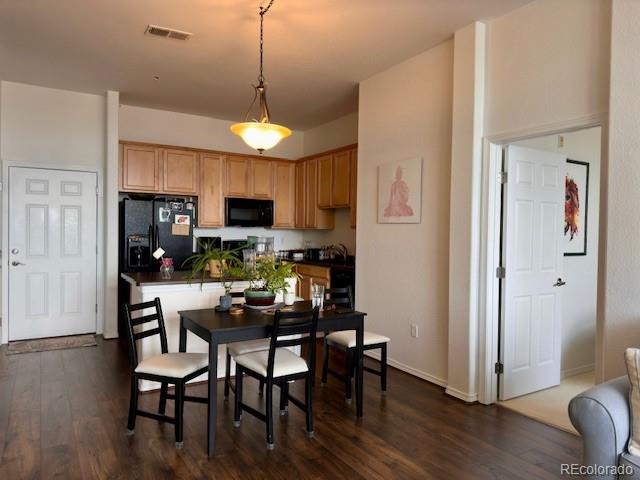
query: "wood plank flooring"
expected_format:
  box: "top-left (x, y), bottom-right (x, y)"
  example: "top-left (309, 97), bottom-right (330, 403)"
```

top-left (0, 337), bottom-right (582, 479)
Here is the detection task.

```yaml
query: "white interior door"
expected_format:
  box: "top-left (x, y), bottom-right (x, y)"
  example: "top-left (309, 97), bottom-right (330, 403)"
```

top-left (9, 167), bottom-right (97, 341)
top-left (500, 145), bottom-right (566, 400)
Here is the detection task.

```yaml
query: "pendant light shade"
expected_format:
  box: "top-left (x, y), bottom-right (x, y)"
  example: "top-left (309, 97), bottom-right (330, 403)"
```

top-left (230, 0), bottom-right (290, 154)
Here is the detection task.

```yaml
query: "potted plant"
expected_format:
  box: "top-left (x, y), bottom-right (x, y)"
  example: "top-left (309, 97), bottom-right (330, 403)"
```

top-left (218, 263), bottom-right (246, 310)
top-left (182, 240), bottom-right (243, 283)
top-left (244, 257), bottom-right (299, 306)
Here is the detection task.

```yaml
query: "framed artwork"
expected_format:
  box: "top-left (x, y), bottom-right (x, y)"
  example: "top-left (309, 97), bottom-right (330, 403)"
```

top-left (564, 159), bottom-right (589, 256)
top-left (377, 157), bottom-right (422, 224)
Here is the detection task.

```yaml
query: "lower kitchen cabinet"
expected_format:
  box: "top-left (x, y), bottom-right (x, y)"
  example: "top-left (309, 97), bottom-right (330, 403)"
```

top-left (296, 264), bottom-right (331, 300)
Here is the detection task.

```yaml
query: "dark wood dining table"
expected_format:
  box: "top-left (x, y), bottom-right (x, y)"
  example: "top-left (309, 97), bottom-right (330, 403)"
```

top-left (178, 301), bottom-right (367, 456)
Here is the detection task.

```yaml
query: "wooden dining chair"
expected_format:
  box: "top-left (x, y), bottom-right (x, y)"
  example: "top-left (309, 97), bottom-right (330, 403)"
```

top-left (124, 298), bottom-right (209, 448)
top-left (321, 286), bottom-right (390, 400)
top-left (233, 306), bottom-right (320, 449)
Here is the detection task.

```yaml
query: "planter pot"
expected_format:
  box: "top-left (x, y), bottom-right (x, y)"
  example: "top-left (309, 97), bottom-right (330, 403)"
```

top-left (207, 260), bottom-right (222, 278)
top-left (244, 289), bottom-right (276, 306)
top-left (219, 294), bottom-right (232, 311)
top-left (284, 291), bottom-right (296, 306)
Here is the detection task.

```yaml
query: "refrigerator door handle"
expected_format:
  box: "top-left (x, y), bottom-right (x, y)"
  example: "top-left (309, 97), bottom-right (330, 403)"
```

top-left (148, 224), bottom-right (154, 251)
top-left (155, 225), bottom-right (160, 251)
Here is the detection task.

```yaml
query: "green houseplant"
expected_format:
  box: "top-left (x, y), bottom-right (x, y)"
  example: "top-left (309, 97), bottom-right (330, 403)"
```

top-left (182, 240), bottom-right (243, 284)
top-left (244, 257), bottom-right (299, 306)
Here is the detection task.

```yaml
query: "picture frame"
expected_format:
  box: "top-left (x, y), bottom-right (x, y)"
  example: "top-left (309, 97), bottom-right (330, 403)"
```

top-left (564, 159), bottom-right (589, 256)
top-left (377, 157), bottom-right (422, 224)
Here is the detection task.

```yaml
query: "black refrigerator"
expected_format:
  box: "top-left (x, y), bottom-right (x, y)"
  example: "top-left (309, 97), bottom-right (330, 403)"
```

top-left (120, 196), bottom-right (196, 272)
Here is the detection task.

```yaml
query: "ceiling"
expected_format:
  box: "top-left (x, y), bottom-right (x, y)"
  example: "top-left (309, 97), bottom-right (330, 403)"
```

top-left (0, 0), bottom-right (531, 130)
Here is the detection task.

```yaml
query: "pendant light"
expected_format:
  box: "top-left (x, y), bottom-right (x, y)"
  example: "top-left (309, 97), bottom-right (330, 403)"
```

top-left (230, 0), bottom-right (291, 154)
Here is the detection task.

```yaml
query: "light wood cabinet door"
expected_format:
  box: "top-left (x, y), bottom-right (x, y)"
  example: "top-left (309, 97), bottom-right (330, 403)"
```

top-left (350, 148), bottom-right (358, 228)
top-left (162, 148), bottom-right (198, 195)
top-left (332, 150), bottom-right (351, 208)
top-left (304, 159), bottom-right (318, 228)
top-left (121, 144), bottom-right (160, 192)
top-left (273, 161), bottom-right (296, 228)
top-left (225, 155), bottom-right (250, 197)
top-left (317, 155), bottom-right (333, 208)
top-left (250, 158), bottom-right (273, 199)
top-left (295, 264), bottom-right (331, 300)
top-left (199, 153), bottom-right (224, 227)
top-left (295, 162), bottom-right (306, 228)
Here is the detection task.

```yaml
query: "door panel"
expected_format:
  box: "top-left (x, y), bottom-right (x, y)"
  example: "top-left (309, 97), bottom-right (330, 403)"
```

top-left (9, 167), bottom-right (98, 341)
top-left (250, 159), bottom-right (273, 199)
top-left (500, 145), bottom-right (565, 400)
top-left (121, 144), bottom-right (160, 192)
top-left (225, 155), bottom-right (250, 197)
top-left (163, 149), bottom-right (198, 194)
top-left (332, 151), bottom-right (351, 207)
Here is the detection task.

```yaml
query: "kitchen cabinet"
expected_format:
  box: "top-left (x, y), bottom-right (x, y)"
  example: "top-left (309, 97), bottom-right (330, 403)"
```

top-left (272, 161), bottom-right (296, 228)
top-left (120, 143), bottom-right (160, 192)
top-left (250, 158), bottom-right (273, 199)
top-left (162, 148), bottom-right (199, 195)
top-left (316, 149), bottom-right (351, 209)
top-left (304, 159), bottom-right (334, 229)
top-left (295, 162), bottom-right (306, 228)
top-left (199, 153), bottom-right (224, 227)
top-left (296, 264), bottom-right (331, 300)
top-left (350, 148), bottom-right (358, 228)
top-left (225, 155), bottom-right (250, 197)
top-left (317, 155), bottom-right (333, 208)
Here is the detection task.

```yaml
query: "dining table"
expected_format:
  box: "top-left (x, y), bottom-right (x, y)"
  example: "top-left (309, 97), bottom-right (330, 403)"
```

top-left (178, 301), bottom-right (367, 456)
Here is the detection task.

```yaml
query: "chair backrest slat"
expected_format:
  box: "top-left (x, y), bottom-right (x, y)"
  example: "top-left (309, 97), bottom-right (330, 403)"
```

top-left (124, 297), bottom-right (168, 371)
top-left (267, 307), bottom-right (320, 379)
top-left (324, 286), bottom-right (354, 310)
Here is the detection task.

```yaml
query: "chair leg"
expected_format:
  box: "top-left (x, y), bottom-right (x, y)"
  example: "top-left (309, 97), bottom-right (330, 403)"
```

top-left (345, 349), bottom-right (353, 402)
top-left (279, 382), bottom-right (288, 415)
top-left (321, 338), bottom-right (329, 385)
top-left (266, 380), bottom-right (274, 449)
top-left (305, 376), bottom-right (314, 438)
top-left (127, 375), bottom-right (139, 434)
top-left (259, 379), bottom-right (265, 396)
top-left (159, 382), bottom-right (168, 414)
top-left (381, 343), bottom-right (388, 393)
top-left (224, 349), bottom-right (231, 400)
top-left (234, 365), bottom-right (243, 427)
top-left (175, 382), bottom-right (184, 448)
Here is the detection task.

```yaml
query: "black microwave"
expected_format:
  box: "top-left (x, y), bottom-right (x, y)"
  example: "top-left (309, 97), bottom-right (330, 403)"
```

top-left (225, 198), bottom-right (274, 227)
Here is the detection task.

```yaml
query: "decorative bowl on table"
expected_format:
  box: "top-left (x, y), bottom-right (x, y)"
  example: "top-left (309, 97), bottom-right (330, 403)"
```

top-left (244, 289), bottom-right (276, 306)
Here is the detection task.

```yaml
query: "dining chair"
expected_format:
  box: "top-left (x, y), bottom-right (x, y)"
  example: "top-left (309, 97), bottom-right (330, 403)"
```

top-left (224, 291), bottom-right (268, 400)
top-left (233, 306), bottom-right (320, 449)
top-left (321, 286), bottom-right (390, 400)
top-left (124, 298), bottom-right (209, 448)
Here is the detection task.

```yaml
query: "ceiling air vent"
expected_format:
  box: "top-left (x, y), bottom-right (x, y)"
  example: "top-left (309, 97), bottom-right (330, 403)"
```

top-left (145, 24), bottom-right (192, 41)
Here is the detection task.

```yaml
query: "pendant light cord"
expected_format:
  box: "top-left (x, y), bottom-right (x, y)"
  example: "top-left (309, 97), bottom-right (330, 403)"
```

top-left (258, 0), bottom-right (275, 85)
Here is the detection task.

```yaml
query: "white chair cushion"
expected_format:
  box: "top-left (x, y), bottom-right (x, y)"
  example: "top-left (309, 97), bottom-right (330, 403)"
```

top-left (326, 330), bottom-right (390, 349)
top-left (135, 352), bottom-right (208, 378)
top-left (228, 339), bottom-right (270, 357)
top-left (234, 348), bottom-right (308, 378)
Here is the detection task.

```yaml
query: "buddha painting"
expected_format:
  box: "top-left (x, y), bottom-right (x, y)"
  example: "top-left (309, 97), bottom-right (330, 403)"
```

top-left (378, 157), bottom-right (422, 224)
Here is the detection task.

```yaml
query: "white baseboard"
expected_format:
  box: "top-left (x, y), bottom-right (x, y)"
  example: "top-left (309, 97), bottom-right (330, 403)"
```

top-left (363, 351), bottom-right (448, 388)
top-left (562, 363), bottom-right (594, 379)
top-left (445, 386), bottom-right (478, 403)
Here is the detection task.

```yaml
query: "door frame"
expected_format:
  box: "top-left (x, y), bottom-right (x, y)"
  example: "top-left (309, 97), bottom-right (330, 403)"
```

top-left (477, 113), bottom-right (607, 404)
top-left (1, 162), bottom-right (104, 344)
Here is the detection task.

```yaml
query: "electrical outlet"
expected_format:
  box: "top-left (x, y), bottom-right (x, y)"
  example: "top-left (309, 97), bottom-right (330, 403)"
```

top-left (410, 324), bottom-right (418, 338)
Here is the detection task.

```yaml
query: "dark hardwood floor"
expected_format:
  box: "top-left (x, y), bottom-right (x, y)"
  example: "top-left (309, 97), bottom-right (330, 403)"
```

top-left (0, 337), bottom-right (581, 479)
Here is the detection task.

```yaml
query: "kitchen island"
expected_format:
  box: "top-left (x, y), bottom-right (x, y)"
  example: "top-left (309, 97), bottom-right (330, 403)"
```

top-left (121, 271), bottom-right (297, 391)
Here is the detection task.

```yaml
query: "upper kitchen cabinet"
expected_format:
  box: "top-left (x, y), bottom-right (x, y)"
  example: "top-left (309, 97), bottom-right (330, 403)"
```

top-left (350, 148), bottom-right (358, 228)
top-left (304, 158), bottom-right (334, 229)
top-left (316, 148), bottom-right (352, 209)
top-left (225, 155), bottom-right (250, 197)
top-left (294, 162), bottom-right (306, 228)
top-left (250, 158), bottom-right (273, 199)
top-left (120, 143), bottom-right (160, 192)
top-left (199, 153), bottom-right (224, 227)
top-left (272, 161), bottom-right (296, 228)
top-left (162, 148), bottom-right (199, 195)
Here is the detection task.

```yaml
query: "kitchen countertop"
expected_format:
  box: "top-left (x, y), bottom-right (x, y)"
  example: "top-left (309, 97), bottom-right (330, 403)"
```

top-left (287, 259), bottom-right (355, 271)
top-left (121, 271), bottom-right (246, 287)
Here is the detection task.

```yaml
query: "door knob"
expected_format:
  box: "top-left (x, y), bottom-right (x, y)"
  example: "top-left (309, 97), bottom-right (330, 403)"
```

top-left (11, 261), bottom-right (25, 267)
top-left (553, 278), bottom-right (566, 287)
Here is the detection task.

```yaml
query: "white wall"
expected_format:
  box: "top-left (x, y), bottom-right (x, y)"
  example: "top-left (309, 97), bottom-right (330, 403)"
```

top-left (602, 0), bottom-right (640, 380)
top-left (356, 40), bottom-right (453, 386)
top-left (516, 127), bottom-right (601, 377)
top-left (303, 112), bottom-right (358, 157)
top-left (119, 105), bottom-right (304, 160)
top-left (485, 0), bottom-right (611, 137)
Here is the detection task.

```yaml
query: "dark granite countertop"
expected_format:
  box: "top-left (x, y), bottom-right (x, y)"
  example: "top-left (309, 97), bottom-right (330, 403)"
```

top-left (121, 271), bottom-right (246, 287)
top-left (289, 259), bottom-right (355, 271)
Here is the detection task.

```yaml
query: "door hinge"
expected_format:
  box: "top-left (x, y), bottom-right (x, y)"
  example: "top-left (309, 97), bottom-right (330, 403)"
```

top-left (498, 171), bottom-right (507, 184)
top-left (495, 362), bottom-right (504, 374)
top-left (496, 266), bottom-right (506, 278)
top-left (95, 303), bottom-right (98, 313)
